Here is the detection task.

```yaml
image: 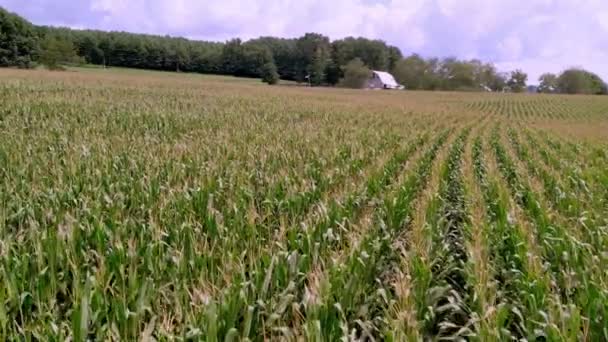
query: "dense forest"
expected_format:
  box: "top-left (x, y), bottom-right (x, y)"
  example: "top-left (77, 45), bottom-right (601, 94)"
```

top-left (1, 6), bottom-right (606, 93)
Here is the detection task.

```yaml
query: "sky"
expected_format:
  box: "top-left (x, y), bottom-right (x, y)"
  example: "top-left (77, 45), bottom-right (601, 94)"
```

top-left (2, 0), bottom-right (608, 83)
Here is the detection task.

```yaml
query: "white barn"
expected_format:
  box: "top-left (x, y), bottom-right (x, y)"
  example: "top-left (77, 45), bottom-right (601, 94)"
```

top-left (365, 70), bottom-right (404, 90)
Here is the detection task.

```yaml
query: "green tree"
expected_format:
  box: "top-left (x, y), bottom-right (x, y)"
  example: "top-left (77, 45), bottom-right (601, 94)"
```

top-left (97, 35), bottom-right (114, 67)
top-left (338, 58), bottom-right (370, 89)
top-left (538, 73), bottom-right (558, 93)
top-left (507, 69), bottom-right (527, 93)
top-left (173, 40), bottom-right (189, 72)
top-left (488, 72), bottom-right (507, 92)
top-left (393, 54), bottom-right (428, 90)
top-left (332, 37), bottom-right (399, 71)
top-left (557, 68), bottom-right (607, 94)
top-left (246, 37), bottom-right (298, 80)
top-left (89, 46), bottom-right (105, 66)
top-left (473, 61), bottom-right (506, 91)
top-left (588, 72), bottom-right (607, 95)
top-left (241, 43), bottom-right (273, 77)
top-left (422, 58), bottom-right (442, 90)
top-left (295, 33), bottom-right (331, 83)
top-left (393, 55), bottom-right (507, 91)
top-left (221, 38), bottom-right (244, 75)
top-left (75, 34), bottom-right (99, 64)
top-left (0, 7), bottom-right (38, 68)
top-left (308, 47), bottom-right (329, 85)
top-left (260, 62), bottom-right (279, 85)
top-left (324, 60), bottom-right (341, 85)
top-left (387, 46), bottom-right (402, 71)
top-left (39, 35), bottom-right (81, 70)
top-left (440, 58), bottom-right (476, 90)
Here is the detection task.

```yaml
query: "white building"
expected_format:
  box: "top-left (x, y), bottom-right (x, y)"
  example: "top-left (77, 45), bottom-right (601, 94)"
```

top-left (365, 70), bottom-right (404, 90)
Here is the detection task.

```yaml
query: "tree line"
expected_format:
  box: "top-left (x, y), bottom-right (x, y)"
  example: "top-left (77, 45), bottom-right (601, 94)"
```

top-left (391, 54), bottom-right (529, 92)
top-left (1, 6), bottom-right (606, 94)
top-left (538, 69), bottom-right (607, 95)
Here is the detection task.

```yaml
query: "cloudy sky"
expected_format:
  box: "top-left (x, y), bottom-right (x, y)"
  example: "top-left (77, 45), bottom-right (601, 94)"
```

top-left (2, 0), bottom-right (607, 82)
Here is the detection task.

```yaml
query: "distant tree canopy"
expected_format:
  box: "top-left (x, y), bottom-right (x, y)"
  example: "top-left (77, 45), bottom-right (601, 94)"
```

top-left (392, 54), bottom-right (436, 90)
top-left (260, 62), bottom-right (279, 85)
top-left (538, 73), bottom-right (558, 93)
top-left (338, 58), bottom-right (371, 89)
top-left (556, 68), bottom-right (608, 95)
top-left (39, 34), bottom-right (82, 70)
top-left (0, 7), bottom-right (38, 68)
top-left (332, 37), bottom-right (400, 72)
top-left (0, 6), bottom-right (606, 93)
top-left (507, 69), bottom-right (528, 93)
top-left (392, 55), bottom-right (507, 91)
top-left (31, 26), bottom-right (400, 85)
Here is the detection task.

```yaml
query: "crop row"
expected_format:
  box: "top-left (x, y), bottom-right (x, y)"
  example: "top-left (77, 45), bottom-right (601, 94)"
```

top-left (491, 127), bottom-right (608, 340)
top-left (466, 96), bottom-right (608, 120)
top-left (417, 127), bottom-right (472, 339)
top-left (2, 69), bottom-right (608, 340)
top-left (303, 129), bottom-right (452, 340)
top-left (196, 131), bottom-right (433, 340)
top-left (472, 134), bottom-right (552, 339)
top-left (506, 129), bottom-right (608, 338)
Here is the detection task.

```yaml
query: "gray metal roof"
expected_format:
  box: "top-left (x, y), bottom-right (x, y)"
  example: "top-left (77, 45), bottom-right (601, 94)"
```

top-left (372, 70), bottom-right (399, 87)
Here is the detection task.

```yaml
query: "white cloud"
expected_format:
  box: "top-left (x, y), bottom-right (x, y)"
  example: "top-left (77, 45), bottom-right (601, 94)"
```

top-left (84, 0), bottom-right (427, 41)
top-left (497, 36), bottom-right (523, 61)
top-left (597, 11), bottom-right (608, 32)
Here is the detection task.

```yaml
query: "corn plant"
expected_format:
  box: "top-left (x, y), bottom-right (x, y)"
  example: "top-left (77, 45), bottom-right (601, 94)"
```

top-left (1, 68), bottom-right (608, 340)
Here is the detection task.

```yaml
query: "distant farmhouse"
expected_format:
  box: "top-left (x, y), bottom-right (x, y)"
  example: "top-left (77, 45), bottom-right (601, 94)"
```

top-left (366, 71), bottom-right (404, 90)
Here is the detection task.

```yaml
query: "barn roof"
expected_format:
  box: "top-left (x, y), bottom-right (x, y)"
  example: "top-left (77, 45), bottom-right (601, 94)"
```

top-left (372, 70), bottom-right (399, 87)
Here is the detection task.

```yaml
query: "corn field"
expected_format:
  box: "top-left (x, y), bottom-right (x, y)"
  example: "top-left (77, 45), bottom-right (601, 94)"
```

top-left (1, 68), bottom-right (607, 341)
